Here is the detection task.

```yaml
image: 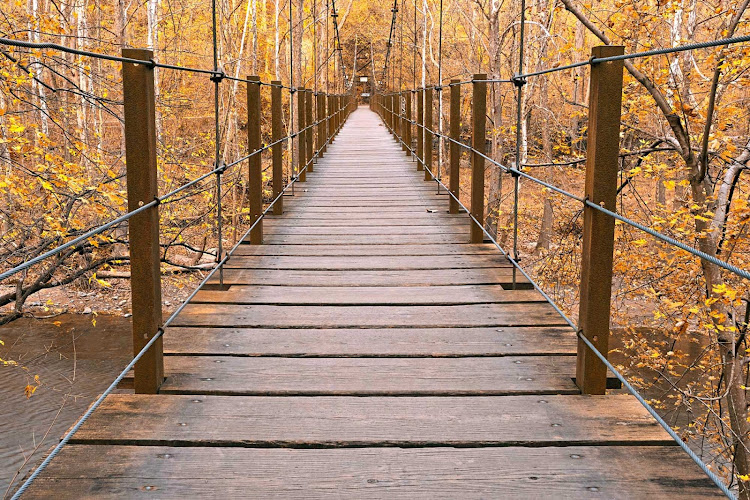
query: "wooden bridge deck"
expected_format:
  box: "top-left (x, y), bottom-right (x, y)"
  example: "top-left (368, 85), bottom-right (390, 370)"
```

top-left (25, 107), bottom-right (720, 498)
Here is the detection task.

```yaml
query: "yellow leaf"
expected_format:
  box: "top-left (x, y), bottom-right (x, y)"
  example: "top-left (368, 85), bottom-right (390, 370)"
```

top-left (24, 384), bottom-right (37, 398)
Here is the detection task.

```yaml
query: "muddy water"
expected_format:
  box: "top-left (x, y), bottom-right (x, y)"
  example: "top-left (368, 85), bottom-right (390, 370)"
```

top-left (0, 314), bottom-right (132, 497)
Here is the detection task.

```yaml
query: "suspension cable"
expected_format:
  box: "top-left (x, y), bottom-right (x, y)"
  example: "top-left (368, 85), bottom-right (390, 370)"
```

top-left (379, 111), bottom-right (735, 498)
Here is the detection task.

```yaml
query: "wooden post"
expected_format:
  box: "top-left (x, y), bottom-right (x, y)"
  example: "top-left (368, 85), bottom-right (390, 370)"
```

top-left (449, 79), bottom-right (461, 214)
top-left (394, 93), bottom-right (401, 140)
top-left (332, 95), bottom-right (338, 136)
top-left (424, 87), bottom-right (433, 181)
top-left (471, 74), bottom-right (487, 243)
top-left (306, 89), bottom-right (314, 172)
top-left (271, 81), bottom-right (283, 215)
top-left (247, 76), bottom-right (263, 244)
top-left (416, 88), bottom-right (424, 171)
top-left (122, 48), bottom-right (163, 394)
top-left (404, 91), bottom-right (412, 157)
top-left (327, 94), bottom-right (333, 144)
top-left (297, 88), bottom-right (307, 182)
top-left (317, 92), bottom-right (326, 157)
top-left (576, 45), bottom-right (625, 395)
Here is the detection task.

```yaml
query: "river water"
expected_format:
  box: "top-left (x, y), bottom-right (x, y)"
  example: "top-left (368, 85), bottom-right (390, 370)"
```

top-left (0, 314), bottom-right (132, 497)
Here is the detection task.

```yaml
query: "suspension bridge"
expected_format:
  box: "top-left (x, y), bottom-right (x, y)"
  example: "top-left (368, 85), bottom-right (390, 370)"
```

top-left (4, 15), bottom-right (750, 500)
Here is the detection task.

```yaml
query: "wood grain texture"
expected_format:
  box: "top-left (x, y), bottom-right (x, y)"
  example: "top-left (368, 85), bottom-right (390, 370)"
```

top-left (163, 326), bottom-right (577, 356)
top-left (23, 445), bottom-right (721, 499)
top-left (223, 255), bottom-right (514, 270)
top-left (233, 243), bottom-right (499, 256)
top-left (172, 303), bottom-right (564, 328)
top-left (208, 268), bottom-right (531, 286)
top-left (192, 285), bottom-right (543, 305)
top-left (158, 356), bottom-right (579, 395)
top-left (69, 394), bottom-right (672, 447)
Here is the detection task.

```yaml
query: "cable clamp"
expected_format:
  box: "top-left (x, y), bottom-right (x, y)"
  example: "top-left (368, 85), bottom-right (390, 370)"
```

top-left (511, 74), bottom-right (527, 87)
top-left (215, 161), bottom-right (227, 175)
top-left (210, 68), bottom-right (226, 83)
top-left (153, 195), bottom-right (162, 206)
top-left (290, 87), bottom-right (297, 94)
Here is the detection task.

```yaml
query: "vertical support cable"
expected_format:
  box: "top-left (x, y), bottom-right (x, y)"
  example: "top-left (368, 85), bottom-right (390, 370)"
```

top-left (511, 0), bottom-right (526, 288)
top-left (413, 0), bottom-right (416, 89)
top-left (289, 0), bottom-right (295, 195)
top-left (212, 0), bottom-right (224, 285)
top-left (436, 0), bottom-right (443, 192)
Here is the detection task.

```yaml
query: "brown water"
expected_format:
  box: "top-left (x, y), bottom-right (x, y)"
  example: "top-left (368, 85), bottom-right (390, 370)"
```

top-left (0, 314), bottom-right (132, 498)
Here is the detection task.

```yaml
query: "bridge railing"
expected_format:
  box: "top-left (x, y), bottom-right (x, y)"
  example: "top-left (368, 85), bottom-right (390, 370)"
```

top-left (372, 38), bottom-right (750, 497)
top-left (2, 36), bottom-right (357, 498)
top-left (0, 41), bottom-right (354, 388)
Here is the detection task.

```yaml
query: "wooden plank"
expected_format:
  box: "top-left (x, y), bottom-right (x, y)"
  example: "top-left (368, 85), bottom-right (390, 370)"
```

top-left (233, 243), bottom-right (498, 256)
top-left (159, 356), bottom-right (579, 395)
top-left (259, 225), bottom-right (469, 236)
top-left (69, 394), bottom-right (674, 447)
top-left (163, 326), bottom-right (577, 356)
top-left (263, 217), bottom-right (469, 226)
top-left (279, 205), bottom-right (450, 213)
top-left (23, 445), bottom-right (721, 499)
top-left (172, 303), bottom-right (569, 328)
top-left (192, 285), bottom-right (542, 305)
top-left (223, 255), bottom-right (514, 270)
top-left (209, 268), bottom-right (530, 287)
top-left (261, 234), bottom-right (471, 245)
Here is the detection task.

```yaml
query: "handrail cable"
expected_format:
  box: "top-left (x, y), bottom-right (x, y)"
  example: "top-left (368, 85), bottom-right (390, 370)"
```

top-left (377, 110), bottom-right (735, 499)
top-left (0, 107), bottom-right (343, 283)
top-left (8, 103), bottom-right (348, 500)
top-left (0, 37), bottom-right (221, 76)
top-left (396, 106), bottom-right (750, 283)
top-left (486, 34), bottom-right (750, 82)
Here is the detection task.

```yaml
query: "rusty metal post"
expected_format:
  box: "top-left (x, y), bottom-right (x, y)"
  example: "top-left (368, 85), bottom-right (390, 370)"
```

top-left (404, 91), bottom-right (412, 157)
top-left (271, 81), bottom-right (283, 215)
top-left (317, 92), bottom-right (326, 157)
top-left (449, 79), bottom-right (461, 214)
top-left (306, 89), bottom-right (314, 172)
top-left (424, 87), bottom-right (433, 181)
top-left (470, 74), bottom-right (487, 243)
top-left (416, 89), bottom-right (424, 171)
top-left (576, 46), bottom-right (625, 395)
top-left (247, 76), bottom-right (263, 244)
top-left (122, 48), bottom-right (163, 394)
top-left (297, 88), bottom-right (307, 182)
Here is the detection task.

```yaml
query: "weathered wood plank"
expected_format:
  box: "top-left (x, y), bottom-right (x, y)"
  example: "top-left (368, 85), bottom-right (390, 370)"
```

top-left (172, 303), bottom-right (562, 328)
top-left (192, 285), bottom-right (541, 305)
top-left (263, 217), bottom-right (469, 226)
top-left (208, 268), bottom-right (530, 287)
top-left (23, 445), bottom-right (720, 499)
top-left (258, 226), bottom-right (469, 236)
top-left (69, 394), bottom-right (673, 447)
top-left (233, 243), bottom-right (498, 256)
top-left (223, 255), bottom-right (514, 270)
top-left (163, 326), bottom-right (577, 356)
top-left (159, 356), bottom-right (579, 395)
top-left (261, 234), bottom-right (467, 244)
